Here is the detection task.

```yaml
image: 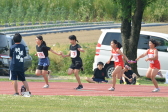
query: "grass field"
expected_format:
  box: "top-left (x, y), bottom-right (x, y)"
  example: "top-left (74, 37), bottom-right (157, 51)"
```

top-left (0, 95), bottom-right (168, 112)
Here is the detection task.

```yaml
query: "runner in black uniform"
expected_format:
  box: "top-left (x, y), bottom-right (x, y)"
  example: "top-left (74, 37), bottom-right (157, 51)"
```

top-left (35, 35), bottom-right (62, 88)
top-left (62, 35), bottom-right (85, 89)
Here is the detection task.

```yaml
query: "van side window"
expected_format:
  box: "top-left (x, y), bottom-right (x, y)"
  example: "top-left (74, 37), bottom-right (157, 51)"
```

top-left (150, 36), bottom-right (168, 52)
top-left (102, 33), bottom-right (121, 45)
top-left (138, 35), bottom-right (149, 49)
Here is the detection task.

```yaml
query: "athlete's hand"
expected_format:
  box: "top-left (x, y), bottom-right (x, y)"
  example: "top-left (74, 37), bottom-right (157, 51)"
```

top-left (58, 51), bottom-right (63, 55)
top-left (106, 60), bottom-right (110, 64)
top-left (62, 55), bottom-right (66, 58)
top-left (128, 78), bottom-right (132, 82)
top-left (145, 58), bottom-right (149, 61)
top-left (35, 53), bottom-right (37, 56)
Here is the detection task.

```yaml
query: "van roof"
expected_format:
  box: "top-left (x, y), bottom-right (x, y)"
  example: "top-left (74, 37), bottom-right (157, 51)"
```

top-left (101, 29), bottom-right (168, 40)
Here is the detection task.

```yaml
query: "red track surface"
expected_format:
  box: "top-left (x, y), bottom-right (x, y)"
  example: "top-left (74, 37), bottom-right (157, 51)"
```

top-left (0, 82), bottom-right (168, 97)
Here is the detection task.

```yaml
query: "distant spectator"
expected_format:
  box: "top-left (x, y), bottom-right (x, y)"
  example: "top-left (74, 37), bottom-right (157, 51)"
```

top-left (121, 64), bottom-right (139, 85)
top-left (86, 62), bottom-right (112, 83)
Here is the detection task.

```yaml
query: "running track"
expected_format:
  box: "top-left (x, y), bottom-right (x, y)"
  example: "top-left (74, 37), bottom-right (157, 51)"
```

top-left (0, 82), bottom-right (168, 97)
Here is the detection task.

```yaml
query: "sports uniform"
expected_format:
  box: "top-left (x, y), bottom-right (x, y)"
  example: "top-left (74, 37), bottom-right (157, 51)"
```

top-left (147, 48), bottom-right (160, 69)
top-left (69, 44), bottom-right (83, 69)
top-left (111, 48), bottom-right (124, 68)
top-left (36, 43), bottom-right (51, 70)
top-left (9, 44), bottom-right (26, 81)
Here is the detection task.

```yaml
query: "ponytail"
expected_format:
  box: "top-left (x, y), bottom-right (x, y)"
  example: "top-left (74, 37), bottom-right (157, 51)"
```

top-left (69, 35), bottom-right (79, 43)
top-left (117, 42), bottom-right (122, 49)
top-left (112, 40), bottom-right (122, 49)
top-left (42, 41), bottom-right (46, 46)
top-left (37, 35), bottom-right (47, 46)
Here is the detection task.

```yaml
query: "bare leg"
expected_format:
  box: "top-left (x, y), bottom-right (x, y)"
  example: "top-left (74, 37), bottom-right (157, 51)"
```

top-left (13, 80), bottom-right (18, 93)
top-left (122, 76), bottom-right (126, 84)
top-left (35, 69), bottom-right (42, 76)
top-left (151, 68), bottom-right (159, 88)
top-left (117, 69), bottom-right (124, 79)
top-left (107, 80), bottom-right (112, 84)
top-left (132, 73), bottom-right (137, 78)
top-left (67, 68), bottom-right (74, 75)
top-left (86, 77), bottom-right (96, 83)
top-left (22, 81), bottom-right (30, 92)
top-left (111, 66), bottom-right (122, 88)
top-left (146, 67), bottom-right (152, 78)
top-left (42, 70), bottom-right (49, 85)
top-left (74, 69), bottom-right (82, 85)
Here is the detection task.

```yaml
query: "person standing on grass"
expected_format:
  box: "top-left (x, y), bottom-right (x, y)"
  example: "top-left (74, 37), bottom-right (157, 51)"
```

top-left (107, 40), bottom-right (130, 91)
top-left (136, 39), bottom-right (160, 92)
top-left (9, 33), bottom-right (31, 96)
top-left (62, 35), bottom-right (84, 89)
top-left (35, 35), bottom-right (62, 88)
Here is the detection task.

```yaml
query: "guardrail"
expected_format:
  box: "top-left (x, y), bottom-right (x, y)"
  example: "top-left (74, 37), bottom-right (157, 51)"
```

top-left (0, 21), bottom-right (168, 36)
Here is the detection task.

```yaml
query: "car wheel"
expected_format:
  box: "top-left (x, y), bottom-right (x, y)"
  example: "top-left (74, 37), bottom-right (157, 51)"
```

top-left (105, 64), bottom-right (115, 78)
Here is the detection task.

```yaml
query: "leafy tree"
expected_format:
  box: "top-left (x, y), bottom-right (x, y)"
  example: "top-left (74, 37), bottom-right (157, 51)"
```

top-left (114, 0), bottom-right (157, 76)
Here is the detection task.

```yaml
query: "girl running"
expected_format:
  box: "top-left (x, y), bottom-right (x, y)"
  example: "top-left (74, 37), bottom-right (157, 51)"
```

top-left (107, 40), bottom-right (129, 91)
top-left (136, 39), bottom-right (160, 92)
top-left (35, 35), bottom-right (62, 88)
top-left (62, 35), bottom-right (84, 89)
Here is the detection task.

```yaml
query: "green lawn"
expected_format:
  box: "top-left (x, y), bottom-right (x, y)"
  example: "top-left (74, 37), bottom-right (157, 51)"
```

top-left (0, 95), bottom-right (168, 112)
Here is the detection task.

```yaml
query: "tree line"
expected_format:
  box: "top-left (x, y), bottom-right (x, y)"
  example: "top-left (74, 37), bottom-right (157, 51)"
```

top-left (0, 0), bottom-right (167, 26)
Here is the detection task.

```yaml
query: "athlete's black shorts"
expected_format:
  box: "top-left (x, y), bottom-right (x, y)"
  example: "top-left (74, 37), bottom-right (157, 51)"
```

top-left (37, 65), bottom-right (49, 71)
top-left (70, 58), bottom-right (83, 70)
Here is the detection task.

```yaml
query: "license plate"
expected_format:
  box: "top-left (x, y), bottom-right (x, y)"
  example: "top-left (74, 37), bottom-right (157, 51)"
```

top-left (3, 59), bottom-right (8, 64)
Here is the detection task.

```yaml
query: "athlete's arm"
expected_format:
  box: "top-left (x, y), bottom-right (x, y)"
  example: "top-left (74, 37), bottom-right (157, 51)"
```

top-left (136, 50), bottom-right (148, 61)
top-left (49, 49), bottom-right (62, 55)
top-left (117, 49), bottom-right (129, 62)
top-left (62, 51), bottom-right (70, 57)
top-left (107, 55), bottom-right (113, 64)
top-left (78, 48), bottom-right (85, 52)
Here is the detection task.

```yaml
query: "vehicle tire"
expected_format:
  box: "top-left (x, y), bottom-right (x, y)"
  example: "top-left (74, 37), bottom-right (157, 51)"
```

top-left (105, 64), bottom-right (115, 78)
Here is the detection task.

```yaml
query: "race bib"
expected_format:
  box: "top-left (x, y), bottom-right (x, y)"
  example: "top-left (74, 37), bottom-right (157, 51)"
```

top-left (37, 52), bottom-right (45, 58)
top-left (70, 50), bottom-right (77, 58)
top-left (148, 54), bottom-right (154, 64)
top-left (113, 54), bottom-right (119, 62)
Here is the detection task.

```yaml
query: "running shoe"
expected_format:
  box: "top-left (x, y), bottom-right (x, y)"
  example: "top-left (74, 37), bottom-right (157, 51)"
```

top-left (108, 87), bottom-right (115, 91)
top-left (135, 82), bottom-right (140, 85)
top-left (43, 84), bottom-right (49, 88)
top-left (152, 88), bottom-right (160, 92)
top-left (23, 92), bottom-right (31, 97)
top-left (13, 93), bottom-right (19, 96)
top-left (124, 82), bottom-right (127, 85)
top-left (75, 85), bottom-right (83, 90)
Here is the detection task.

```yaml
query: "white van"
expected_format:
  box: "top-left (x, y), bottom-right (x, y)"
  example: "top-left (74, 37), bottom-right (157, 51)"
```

top-left (93, 29), bottom-right (168, 78)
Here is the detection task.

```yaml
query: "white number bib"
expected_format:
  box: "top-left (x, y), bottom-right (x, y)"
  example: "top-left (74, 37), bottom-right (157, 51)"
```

top-left (70, 50), bottom-right (77, 58)
top-left (37, 52), bottom-right (45, 58)
top-left (112, 54), bottom-right (119, 62)
top-left (148, 54), bottom-right (154, 64)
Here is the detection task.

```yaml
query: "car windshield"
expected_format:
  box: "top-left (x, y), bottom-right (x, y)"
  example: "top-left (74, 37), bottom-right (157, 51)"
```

top-left (102, 32), bottom-right (122, 45)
